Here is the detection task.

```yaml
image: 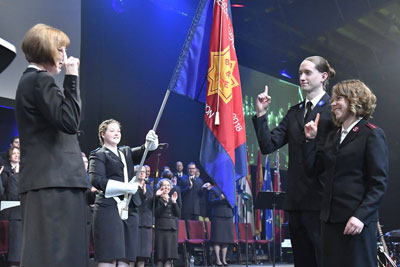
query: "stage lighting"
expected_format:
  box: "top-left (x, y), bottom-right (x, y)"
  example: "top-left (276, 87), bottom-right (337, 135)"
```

top-left (112, 0), bottom-right (126, 13)
top-left (280, 70), bottom-right (292, 79)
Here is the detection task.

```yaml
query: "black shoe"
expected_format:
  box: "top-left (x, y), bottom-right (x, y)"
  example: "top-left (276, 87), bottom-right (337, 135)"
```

top-left (222, 263), bottom-right (228, 266)
top-left (216, 263), bottom-right (223, 266)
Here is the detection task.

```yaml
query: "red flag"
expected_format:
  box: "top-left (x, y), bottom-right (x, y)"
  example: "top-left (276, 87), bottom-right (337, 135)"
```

top-left (201, 0), bottom-right (247, 207)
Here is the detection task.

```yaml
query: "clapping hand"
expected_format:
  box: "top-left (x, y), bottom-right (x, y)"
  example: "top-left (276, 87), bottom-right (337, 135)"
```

top-left (171, 191), bottom-right (178, 203)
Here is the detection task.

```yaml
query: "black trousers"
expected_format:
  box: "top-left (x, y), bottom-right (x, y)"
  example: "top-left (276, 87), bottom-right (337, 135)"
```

top-left (288, 210), bottom-right (322, 267)
top-left (20, 188), bottom-right (89, 267)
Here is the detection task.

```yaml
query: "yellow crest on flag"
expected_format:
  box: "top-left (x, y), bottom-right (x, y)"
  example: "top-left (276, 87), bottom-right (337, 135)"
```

top-left (207, 46), bottom-right (239, 104)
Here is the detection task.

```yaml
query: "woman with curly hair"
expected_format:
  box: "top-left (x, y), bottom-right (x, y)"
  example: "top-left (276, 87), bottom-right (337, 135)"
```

top-left (304, 79), bottom-right (388, 267)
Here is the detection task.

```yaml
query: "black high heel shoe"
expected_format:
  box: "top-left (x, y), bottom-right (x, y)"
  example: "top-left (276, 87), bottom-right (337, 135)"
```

top-left (222, 262), bottom-right (228, 266)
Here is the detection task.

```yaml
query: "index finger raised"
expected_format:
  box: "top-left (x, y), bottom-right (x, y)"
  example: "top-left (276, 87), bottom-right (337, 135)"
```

top-left (62, 48), bottom-right (68, 64)
top-left (264, 85), bottom-right (269, 94)
top-left (314, 113), bottom-right (320, 127)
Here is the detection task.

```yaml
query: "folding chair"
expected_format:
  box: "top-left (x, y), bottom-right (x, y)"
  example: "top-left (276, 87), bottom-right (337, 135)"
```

top-left (237, 222), bottom-right (257, 264)
top-left (0, 220), bottom-right (9, 259)
top-left (186, 220), bottom-right (207, 266)
top-left (178, 220), bottom-right (189, 267)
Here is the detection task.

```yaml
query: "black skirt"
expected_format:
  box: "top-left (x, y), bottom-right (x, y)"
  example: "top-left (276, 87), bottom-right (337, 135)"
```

top-left (93, 197), bottom-right (139, 262)
top-left (7, 219), bottom-right (22, 262)
top-left (321, 220), bottom-right (377, 267)
top-left (154, 228), bottom-right (178, 261)
top-left (137, 226), bottom-right (152, 258)
top-left (210, 216), bottom-right (234, 244)
top-left (20, 188), bottom-right (89, 267)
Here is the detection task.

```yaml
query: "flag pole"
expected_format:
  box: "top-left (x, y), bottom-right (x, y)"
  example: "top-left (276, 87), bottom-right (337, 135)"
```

top-left (123, 0), bottom-right (212, 225)
top-left (125, 89), bottom-right (171, 207)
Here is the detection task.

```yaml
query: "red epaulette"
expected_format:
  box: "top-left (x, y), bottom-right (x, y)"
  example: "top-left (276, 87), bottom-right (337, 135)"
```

top-left (366, 123), bottom-right (377, 130)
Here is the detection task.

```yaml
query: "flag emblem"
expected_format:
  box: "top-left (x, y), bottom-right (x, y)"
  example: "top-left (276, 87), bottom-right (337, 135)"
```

top-left (207, 46), bottom-right (238, 104)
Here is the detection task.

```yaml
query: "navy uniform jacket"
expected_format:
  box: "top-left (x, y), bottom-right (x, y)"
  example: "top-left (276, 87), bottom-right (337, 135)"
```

top-left (15, 68), bottom-right (88, 193)
top-left (304, 120), bottom-right (388, 225)
top-left (138, 184), bottom-right (153, 227)
top-left (252, 93), bottom-right (334, 211)
top-left (89, 145), bottom-right (149, 209)
top-left (208, 187), bottom-right (232, 219)
top-left (179, 175), bottom-right (203, 216)
top-left (155, 197), bottom-right (180, 230)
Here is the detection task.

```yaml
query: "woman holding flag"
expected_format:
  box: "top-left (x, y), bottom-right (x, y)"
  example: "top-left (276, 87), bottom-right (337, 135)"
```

top-left (89, 119), bottom-right (158, 267)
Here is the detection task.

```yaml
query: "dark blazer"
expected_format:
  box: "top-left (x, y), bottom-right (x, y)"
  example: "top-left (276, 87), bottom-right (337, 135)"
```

top-left (155, 197), bottom-right (180, 230)
top-left (15, 68), bottom-right (88, 193)
top-left (304, 120), bottom-right (388, 225)
top-left (89, 145), bottom-right (149, 209)
top-left (3, 173), bottom-right (21, 220)
top-left (0, 163), bottom-right (16, 200)
top-left (179, 175), bottom-right (203, 216)
top-left (252, 93), bottom-right (334, 211)
top-left (208, 187), bottom-right (233, 219)
top-left (138, 184), bottom-right (153, 227)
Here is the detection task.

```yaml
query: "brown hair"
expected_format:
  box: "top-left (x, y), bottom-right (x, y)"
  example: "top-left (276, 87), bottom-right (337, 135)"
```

top-left (304, 56), bottom-right (336, 89)
top-left (8, 146), bottom-right (20, 160)
top-left (21, 23), bottom-right (70, 66)
top-left (98, 119), bottom-right (121, 146)
top-left (331, 79), bottom-right (377, 126)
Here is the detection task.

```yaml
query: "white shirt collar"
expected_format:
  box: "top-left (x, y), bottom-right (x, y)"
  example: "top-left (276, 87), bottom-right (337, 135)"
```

top-left (305, 90), bottom-right (326, 110)
top-left (340, 118), bottom-right (362, 143)
top-left (27, 64), bottom-right (43, 71)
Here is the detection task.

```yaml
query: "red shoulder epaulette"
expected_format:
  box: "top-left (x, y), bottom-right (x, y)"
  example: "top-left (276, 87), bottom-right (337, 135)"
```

top-left (366, 123), bottom-right (377, 130)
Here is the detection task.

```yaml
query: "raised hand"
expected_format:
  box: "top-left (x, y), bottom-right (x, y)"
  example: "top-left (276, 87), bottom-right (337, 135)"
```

top-left (145, 130), bottom-right (159, 151)
top-left (156, 188), bottom-right (164, 196)
top-left (63, 48), bottom-right (80, 76)
top-left (256, 85), bottom-right (272, 117)
top-left (171, 191), bottom-right (178, 203)
top-left (304, 113), bottom-right (320, 139)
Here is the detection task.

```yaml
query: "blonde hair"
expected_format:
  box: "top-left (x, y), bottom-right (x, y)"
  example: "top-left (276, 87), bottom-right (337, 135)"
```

top-left (331, 79), bottom-right (376, 126)
top-left (22, 23), bottom-right (70, 66)
top-left (98, 119), bottom-right (121, 146)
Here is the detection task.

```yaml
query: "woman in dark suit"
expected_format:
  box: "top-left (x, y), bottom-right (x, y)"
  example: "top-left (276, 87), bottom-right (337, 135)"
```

top-left (304, 79), bottom-right (388, 267)
top-left (0, 146), bottom-right (20, 200)
top-left (136, 165), bottom-right (153, 267)
top-left (1, 146), bottom-right (21, 267)
top-left (154, 178), bottom-right (180, 267)
top-left (89, 119), bottom-right (158, 267)
top-left (207, 184), bottom-right (234, 266)
top-left (16, 24), bottom-right (89, 267)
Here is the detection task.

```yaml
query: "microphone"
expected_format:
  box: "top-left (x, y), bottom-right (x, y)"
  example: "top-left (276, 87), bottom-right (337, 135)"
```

top-left (158, 143), bottom-right (169, 150)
